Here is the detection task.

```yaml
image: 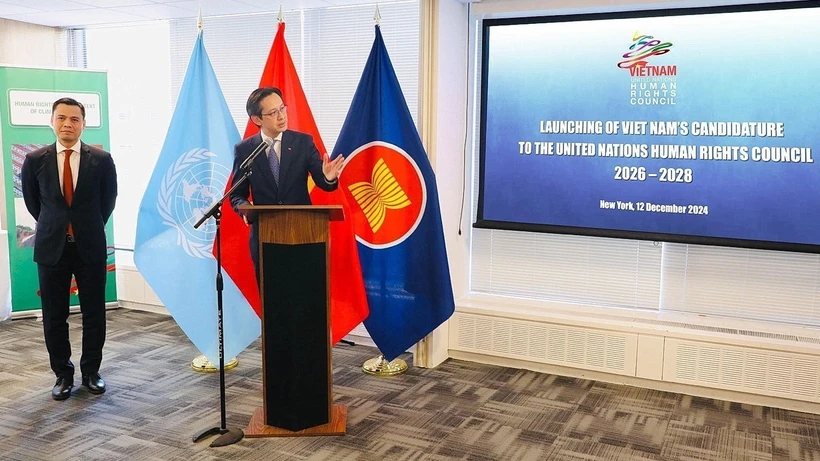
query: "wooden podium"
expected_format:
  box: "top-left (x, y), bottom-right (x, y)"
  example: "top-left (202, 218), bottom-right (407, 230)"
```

top-left (239, 205), bottom-right (347, 437)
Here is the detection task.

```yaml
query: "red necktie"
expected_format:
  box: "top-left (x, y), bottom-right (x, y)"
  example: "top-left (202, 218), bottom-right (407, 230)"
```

top-left (63, 149), bottom-right (74, 238)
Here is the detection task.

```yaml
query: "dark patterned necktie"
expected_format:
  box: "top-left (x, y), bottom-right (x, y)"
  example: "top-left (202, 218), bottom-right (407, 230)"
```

top-left (268, 139), bottom-right (280, 185)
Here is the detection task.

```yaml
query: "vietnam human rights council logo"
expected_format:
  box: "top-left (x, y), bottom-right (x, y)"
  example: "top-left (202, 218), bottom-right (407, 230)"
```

top-left (618, 31), bottom-right (678, 106)
top-left (340, 141), bottom-right (427, 249)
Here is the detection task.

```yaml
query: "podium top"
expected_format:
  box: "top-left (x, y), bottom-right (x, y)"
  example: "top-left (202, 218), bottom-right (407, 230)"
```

top-left (237, 205), bottom-right (344, 222)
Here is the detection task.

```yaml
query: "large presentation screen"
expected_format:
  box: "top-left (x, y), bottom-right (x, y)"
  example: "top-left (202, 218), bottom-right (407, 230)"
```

top-left (475, 1), bottom-right (820, 253)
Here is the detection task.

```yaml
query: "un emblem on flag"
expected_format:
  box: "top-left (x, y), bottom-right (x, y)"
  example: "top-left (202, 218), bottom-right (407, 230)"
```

top-left (157, 148), bottom-right (230, 258)
top-left (341, 141), bottom-right (427, 249)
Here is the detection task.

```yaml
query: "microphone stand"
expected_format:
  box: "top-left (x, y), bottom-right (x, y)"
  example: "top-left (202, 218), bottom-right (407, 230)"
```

top-left (191, 163), bottom-right (257, 448)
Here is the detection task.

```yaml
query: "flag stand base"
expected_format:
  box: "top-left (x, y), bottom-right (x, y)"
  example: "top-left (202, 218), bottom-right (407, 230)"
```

top-left (362, 355), bottom-right (407, 376)
top-left (192, 355), bottom-right (239, 373)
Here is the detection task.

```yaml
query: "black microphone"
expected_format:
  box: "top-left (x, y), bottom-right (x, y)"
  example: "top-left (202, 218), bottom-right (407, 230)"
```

top-left (238, 137), bottom-right (272, 171)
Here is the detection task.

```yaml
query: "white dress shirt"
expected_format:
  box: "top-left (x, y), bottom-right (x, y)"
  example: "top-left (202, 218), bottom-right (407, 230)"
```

top-left (56, 142), bottom-right (81, 194)
top-left (261, 132), bottom-right (282, 161)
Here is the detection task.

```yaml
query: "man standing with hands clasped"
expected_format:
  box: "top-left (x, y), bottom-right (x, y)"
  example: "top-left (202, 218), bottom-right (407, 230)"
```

top-left (230, 87), bottom-right (344, 275)
top-left (21, 97), bottom-right (118, 401)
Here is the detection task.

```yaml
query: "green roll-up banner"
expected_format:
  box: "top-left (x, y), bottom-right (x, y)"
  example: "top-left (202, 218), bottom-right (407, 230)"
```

top-left (0, 66), bottom-right (117, 312)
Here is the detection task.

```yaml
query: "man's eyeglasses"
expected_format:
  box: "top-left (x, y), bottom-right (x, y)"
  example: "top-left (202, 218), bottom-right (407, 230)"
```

top-left (261, 106), bottom-right (288, 118)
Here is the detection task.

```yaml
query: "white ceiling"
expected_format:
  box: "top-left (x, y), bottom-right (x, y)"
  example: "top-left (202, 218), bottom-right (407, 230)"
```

top-left (0, 0), bottom-right (386, 28)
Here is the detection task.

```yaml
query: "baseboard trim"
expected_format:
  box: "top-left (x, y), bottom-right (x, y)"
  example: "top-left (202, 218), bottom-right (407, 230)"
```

top-left (449, 349), bottom-right (820, 414)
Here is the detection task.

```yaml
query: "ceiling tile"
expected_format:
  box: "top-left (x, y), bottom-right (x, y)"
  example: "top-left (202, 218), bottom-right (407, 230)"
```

top-left (113, 3), bottom-right (195, 19)
top-left (0, 3), bottom-right (43, 15)
top-left (4, 8), bottom-right (150, 27)
top-left (73, 0), bottom-right (154, 7)
top-left (171, 0), bottom-right (262, 16)
top-left (237, 0), bottom-right (332, 10)
top-left (0, 0), bottom-right (83, 12)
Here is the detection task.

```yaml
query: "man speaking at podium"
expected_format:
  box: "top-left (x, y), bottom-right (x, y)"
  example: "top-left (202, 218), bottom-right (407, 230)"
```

top-left (229, 87), bottom-right (344, 274)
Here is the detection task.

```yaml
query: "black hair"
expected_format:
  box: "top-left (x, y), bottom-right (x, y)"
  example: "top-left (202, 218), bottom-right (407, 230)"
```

top-left (52, 97), bottom-right (85, 119)
top-left (245, 87), bottom-right (283, 119)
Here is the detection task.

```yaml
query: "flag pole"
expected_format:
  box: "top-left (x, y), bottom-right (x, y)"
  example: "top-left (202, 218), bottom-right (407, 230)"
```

top-left (359, 6), bottom-right (408, 378)
top-left (190, 4), bottom-right (239, 376)
top-left (190, 10), bottom-right (244, 447)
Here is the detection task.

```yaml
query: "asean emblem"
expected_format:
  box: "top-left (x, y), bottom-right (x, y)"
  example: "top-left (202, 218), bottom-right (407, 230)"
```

top-left (157, 148), bottom-right (229, 258)
top-left (340, 141), bottom-right (426, 249)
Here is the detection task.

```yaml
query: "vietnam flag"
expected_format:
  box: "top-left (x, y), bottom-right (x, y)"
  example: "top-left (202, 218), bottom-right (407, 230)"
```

top-left (218, 21), bottom-right (369, 344)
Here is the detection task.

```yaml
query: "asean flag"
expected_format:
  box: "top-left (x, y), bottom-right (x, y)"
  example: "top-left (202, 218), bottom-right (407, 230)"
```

top-left (332, 26), bottom-right (455, 361)
top-left (217, 21), bottom-right (369, 344)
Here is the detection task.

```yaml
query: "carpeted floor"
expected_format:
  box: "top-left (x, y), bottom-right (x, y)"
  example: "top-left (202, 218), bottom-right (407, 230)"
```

top-left (0, 309), bottom-right (819, 460)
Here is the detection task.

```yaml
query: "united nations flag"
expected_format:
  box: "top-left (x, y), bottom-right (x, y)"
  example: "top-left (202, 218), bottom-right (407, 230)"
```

top-left (134, 30), bottom-right (260, 367)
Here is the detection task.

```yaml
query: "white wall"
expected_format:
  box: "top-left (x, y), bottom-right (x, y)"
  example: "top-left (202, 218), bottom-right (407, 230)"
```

top-left (0, 19), bottom-right (60, 296)
top-left (414, 0), bottom-right (471, 366)
top-left (84, 23), bottom-right (173, 261)
top-left (0, 19), bottom-right (60, 67)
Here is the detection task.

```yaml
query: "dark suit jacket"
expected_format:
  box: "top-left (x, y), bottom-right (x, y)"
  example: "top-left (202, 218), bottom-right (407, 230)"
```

top-left (21, 142), bottom-right (118, 266)
top-left (229, 130), bottom-right (338, 262)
